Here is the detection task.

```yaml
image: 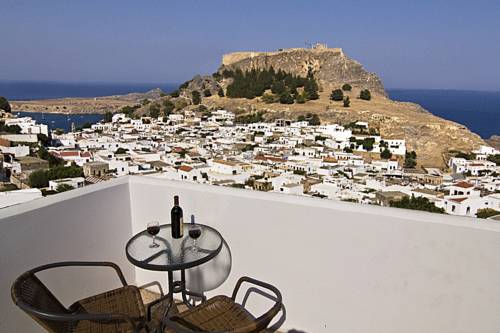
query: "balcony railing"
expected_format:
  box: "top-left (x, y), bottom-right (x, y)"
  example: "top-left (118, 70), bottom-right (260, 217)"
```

top-left (1, 176), bottom-right (500, 332)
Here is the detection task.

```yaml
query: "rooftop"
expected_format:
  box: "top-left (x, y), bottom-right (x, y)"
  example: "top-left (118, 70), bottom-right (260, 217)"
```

top-left (1, 176), bottom-right (500, 332)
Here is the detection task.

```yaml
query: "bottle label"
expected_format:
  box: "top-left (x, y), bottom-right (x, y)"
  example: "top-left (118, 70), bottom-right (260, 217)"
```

top-left (179, 216), bottom-right (184, 237)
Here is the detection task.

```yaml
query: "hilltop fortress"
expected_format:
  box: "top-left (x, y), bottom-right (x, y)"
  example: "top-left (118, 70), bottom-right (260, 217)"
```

top-left (221, 44), bottom-right (386, 96)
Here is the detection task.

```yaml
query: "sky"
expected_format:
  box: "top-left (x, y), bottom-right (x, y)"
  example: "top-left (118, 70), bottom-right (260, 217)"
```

top-left (1, 0), bottom-right (499, 90)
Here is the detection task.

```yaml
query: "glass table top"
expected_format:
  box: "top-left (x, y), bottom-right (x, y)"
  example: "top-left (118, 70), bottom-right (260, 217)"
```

top-left (126, 224), bottom-right (223, 271)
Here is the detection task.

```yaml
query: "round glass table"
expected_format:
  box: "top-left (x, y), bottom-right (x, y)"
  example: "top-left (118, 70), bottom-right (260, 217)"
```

top-left (125, 223), bottom-right (224, 321)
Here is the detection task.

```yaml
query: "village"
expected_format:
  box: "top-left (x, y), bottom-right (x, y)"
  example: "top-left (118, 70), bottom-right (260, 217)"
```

top-left (0, 109), bottom-right (499, 218)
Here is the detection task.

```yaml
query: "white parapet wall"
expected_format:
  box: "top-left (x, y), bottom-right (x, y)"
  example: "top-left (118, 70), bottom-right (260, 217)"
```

top-left (0, 178), bottom-right (135, 333)
top-left (129, 176), bottom-right (500, 333)
top-left (0, 176), bottom-right (500, 333)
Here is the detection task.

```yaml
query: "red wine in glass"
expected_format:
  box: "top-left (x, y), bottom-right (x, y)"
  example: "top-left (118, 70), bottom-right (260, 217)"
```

top-left (147, 221), bottom-right (160, 248)
top-left (189, 215), bottom-right (201, 252)
top-left (189, 228), bottom-right (201, 239)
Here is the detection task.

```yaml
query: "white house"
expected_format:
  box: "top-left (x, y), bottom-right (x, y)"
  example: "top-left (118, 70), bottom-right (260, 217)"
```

top-left (48, 177), bottom-right (85, 191)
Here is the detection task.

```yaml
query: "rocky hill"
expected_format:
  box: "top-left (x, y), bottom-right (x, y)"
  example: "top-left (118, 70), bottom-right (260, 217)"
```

top-left (220, 44), bottom-right (386, 96)
top-left (10, 89), bottom-right (165, 114)
top-left (9, 45), bottom-right (489, 168)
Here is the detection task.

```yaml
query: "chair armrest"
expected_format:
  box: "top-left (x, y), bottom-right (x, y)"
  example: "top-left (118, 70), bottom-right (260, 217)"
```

top-left (139, 280), bottom-right (164, 296)
top-left (30, 261), bottom-right (128, 286)
top-left (231, 276), bottom-right (282, 304)
top-left (231, 276), bottom-right (283, 331)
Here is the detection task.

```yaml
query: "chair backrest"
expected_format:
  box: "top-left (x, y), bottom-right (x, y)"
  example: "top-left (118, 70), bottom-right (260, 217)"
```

top-left (11, 272), bottom-right (73, 333)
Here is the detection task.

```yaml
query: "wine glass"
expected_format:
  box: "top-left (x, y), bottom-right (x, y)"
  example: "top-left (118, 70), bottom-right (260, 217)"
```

top-left (188, 215), bottom-right (201, 252)
top-left (147, 221), bottom-right (160, 248)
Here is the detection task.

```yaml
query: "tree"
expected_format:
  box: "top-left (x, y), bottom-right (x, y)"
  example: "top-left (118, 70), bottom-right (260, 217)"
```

top-left (203, 89), bottom-right (212, 97)
top-left (343, 96), bottom-right (350, 107)
top-left (342, 84), bottom-right (352, 91)
top-left (103, 111), bottom-right (113, 123)
top-left (308, 114), bottom-right (321, 126)
top-left (279, 91), bottom-right (294, 104)
top-left (115, 147), bottom-right (128, 154)
top-left (0, 96), bottom-right (11, 113)
top-left (404, 151), bottom-right (417, 168)
top-left (360, 89), bottom-right (371, 101)
top-left (170, 90), bottom-right (180, 98)
top-left (304, 78), bottom-right (319, 100)
top-left (56, 184), bottom-right (74, 193)
top-left (29, 170), bottom-right (49, 188)
top-left (191, 91), bottom-right (201, 105)
top-left (37, 133), bottom-right (50, 146)
top-left (362, 138), bottom-right (375, 151)
top-left (380, 148), bottom-right (392, 159)
top-left (5, 124), bottom-right (22, 134)
top-left (162, 99), bottom-right (175, 116)
top-left (330, 89), bottom-right (344, 101)
top-left (390, 195), bottom-right (445, 213)
top-left (37, 146), bottom-right (63, 167)
top-left (218, 87), bottom-right (225, 97)
top-left (149, 104), bottom-right (160, 118)
top-left (487, 154), bottom-right (500, 166)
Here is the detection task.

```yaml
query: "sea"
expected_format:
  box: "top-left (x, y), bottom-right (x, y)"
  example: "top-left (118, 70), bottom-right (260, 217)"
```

top-left (388, 89), bottom-right (500, 139)
top-left (1, 81), bottom-right (178, 132)
top-left (0, 81), bottom-right (498, 138)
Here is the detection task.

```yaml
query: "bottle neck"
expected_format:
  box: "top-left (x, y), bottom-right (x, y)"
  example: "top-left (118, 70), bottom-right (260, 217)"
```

top-left (174, 196), bottom-right (179, 206)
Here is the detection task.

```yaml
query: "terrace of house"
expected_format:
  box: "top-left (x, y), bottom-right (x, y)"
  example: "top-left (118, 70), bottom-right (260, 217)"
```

top-left (1, 176), bottom-right (500, 333)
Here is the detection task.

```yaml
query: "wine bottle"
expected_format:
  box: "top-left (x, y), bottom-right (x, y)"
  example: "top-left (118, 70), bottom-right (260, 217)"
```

top-left (171, 195), bottom-right (184, 238)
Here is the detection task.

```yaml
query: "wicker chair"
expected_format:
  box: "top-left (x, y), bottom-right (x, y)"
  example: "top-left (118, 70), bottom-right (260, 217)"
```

top-left (11, 261), bottom-right (168, 333)
top-left (163, 276), bottom-right (283, 333)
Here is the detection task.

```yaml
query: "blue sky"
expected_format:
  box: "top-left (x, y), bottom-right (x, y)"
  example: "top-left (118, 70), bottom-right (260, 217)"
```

top-left (1, 0), bottom-right (499, 90)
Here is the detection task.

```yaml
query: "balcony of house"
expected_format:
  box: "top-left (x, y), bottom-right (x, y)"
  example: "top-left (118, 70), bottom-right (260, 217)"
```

top-left (1, 175), bottom-right (500, 333)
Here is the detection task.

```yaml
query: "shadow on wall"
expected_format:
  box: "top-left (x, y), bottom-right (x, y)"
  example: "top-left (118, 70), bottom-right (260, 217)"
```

top-left (185, 239), bottom-right (232, 292)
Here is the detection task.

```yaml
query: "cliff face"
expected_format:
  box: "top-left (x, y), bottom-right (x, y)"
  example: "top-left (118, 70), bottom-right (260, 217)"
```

top-left (220, 46), bottom-right (387, 96)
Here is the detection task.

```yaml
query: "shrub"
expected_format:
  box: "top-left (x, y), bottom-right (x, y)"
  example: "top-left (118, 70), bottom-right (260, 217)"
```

top-left (330, 89), bottom-right (344, 101)
top-left (390, 195), bottom-right (445, 213)
top-left (235, 112), bottom-right (265, 124)
top-left (170, 90), bottom-right (180, 98)
top-left (341, 84), bottom-right (352, 91)
top-left (360, 89), bottom-right (371, 101)
top-left (262, 93), bottom-right (277, 104)
top-left (203, 89), bottom-right (212, 97)
top-left (476, 208), bottom-right (499, 219)
top-left (29, 170), bottom-right (49, 188)
top-left (295, 92), bottom-right (306, 104)
top-left (57, 183), bottom-right (74, 193)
